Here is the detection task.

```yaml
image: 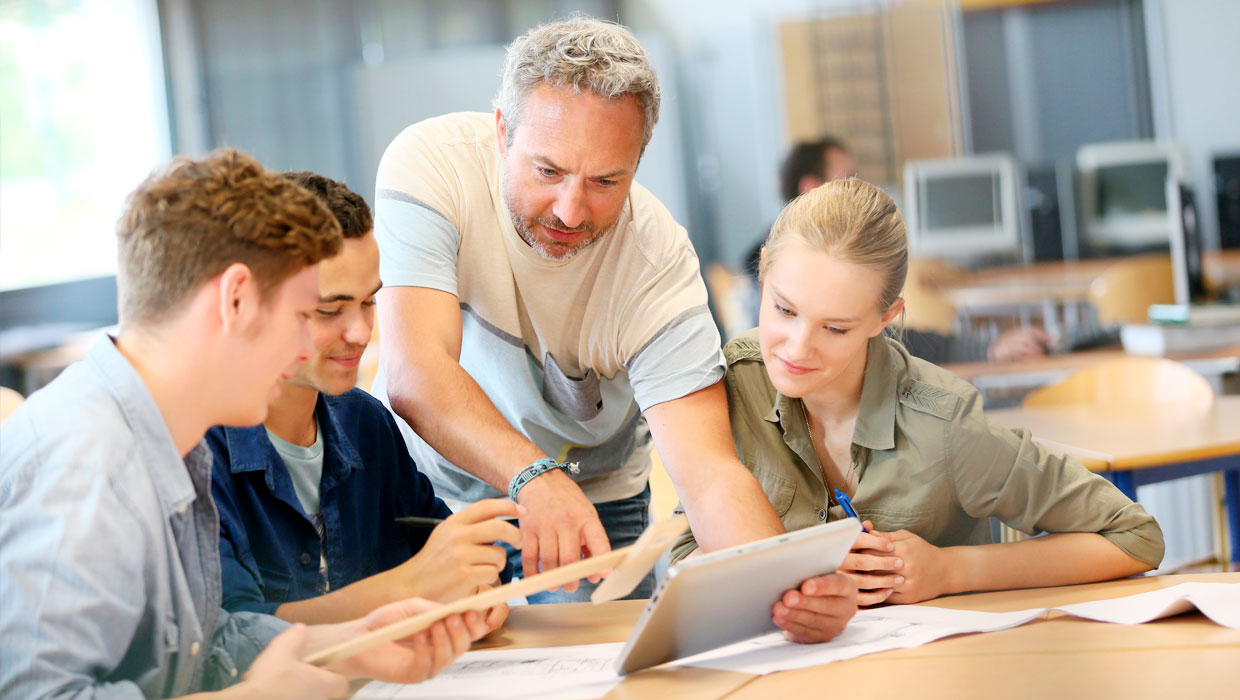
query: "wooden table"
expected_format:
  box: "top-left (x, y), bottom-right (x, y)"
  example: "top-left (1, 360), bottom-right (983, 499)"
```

top-left (463, 573), bottom-right (1238, 699)
top-left (935, 258), bottom-right (1115, 310)
top-left (1204, 249), bottom-right (1240, 289)
top-left (942, 344), bottom-right (1240, 391)
top-left (987, 396), bottom-right (1240, 563)
top-left (728, 573), bottom-right (1239, 700)
top-left (931, 258), bottom-right (1119, 337)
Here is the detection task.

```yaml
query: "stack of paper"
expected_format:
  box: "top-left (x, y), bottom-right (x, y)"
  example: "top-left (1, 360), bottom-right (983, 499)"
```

top-left (353, 582), bottom-right (1238, 697)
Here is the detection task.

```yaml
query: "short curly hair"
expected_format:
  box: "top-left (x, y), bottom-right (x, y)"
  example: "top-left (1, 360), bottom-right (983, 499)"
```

top-left (116, 148), bottom-right (343, 326)
top-left (495, 15), bottom-right (660, 152)
top-left (282, 171), bottom-right (373, 240)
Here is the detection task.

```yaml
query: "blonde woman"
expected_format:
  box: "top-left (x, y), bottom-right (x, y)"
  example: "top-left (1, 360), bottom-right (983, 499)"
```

top-left (672, 179), bottom-right (1163, 609)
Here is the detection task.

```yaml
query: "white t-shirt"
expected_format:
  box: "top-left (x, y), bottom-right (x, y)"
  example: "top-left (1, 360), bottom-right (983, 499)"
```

top-left (371, 112), bottom-right (724, 504)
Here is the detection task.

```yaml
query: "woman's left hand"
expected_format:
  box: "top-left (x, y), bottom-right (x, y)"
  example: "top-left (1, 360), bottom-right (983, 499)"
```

top-left (881, 530), bottom-right (955, 604)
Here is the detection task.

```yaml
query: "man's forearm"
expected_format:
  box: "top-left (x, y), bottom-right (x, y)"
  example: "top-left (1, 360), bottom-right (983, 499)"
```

top-left (678, 459), bottom-right (785, 552)
top-left (387, 349), bottom-right (545, 491)
top-left (945, 532), bottom-right (1151, 595)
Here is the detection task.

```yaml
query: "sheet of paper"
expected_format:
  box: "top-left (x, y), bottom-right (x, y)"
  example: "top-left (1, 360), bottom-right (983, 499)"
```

top-left (670, 605), bottom-right (1046, 675)
top-left (351, 643), bottom-right (624, 700)
top-left (1053, 582), bottom-right (1240, 629)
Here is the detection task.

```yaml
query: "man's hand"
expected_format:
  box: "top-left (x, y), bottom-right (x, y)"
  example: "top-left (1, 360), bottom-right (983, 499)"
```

top-left (839, 523), bottom-right (903, 606)
top-left (240, 624), bottom-right (350, 699)
top-left (515, 469), bottom-right (611, 592)
top-left (392, 499), bottom-right (522, 603)
top-left (324, 597), bottom-right (488, 684)
top-left (771, 573), bottom-right (857, 643)
top-left (988, 327), bottom-right (1050, 362)
top-left (472, 582), bottom-right (508, 638)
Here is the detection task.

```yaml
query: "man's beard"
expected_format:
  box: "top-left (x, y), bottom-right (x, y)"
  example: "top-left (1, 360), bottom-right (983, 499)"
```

top-left (504, 181), bottom-right (611, 261)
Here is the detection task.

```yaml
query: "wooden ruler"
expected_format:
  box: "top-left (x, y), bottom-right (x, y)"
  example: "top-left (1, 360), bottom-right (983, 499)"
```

top-left (304, 514), bottom-right (688, 667)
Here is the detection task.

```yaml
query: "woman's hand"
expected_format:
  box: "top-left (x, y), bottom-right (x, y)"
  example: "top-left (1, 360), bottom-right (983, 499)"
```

top-left (838, 522), bottom-right (903, 606)
top-left (770, 573), bottom-right (858, 643)
top-left (882, 529), bottom-right (955, 604)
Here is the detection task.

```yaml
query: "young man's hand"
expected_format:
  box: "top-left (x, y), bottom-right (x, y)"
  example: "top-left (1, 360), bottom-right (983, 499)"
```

top-left (323, 597), bottom-right (487, 684)
top-left (472, 582), bottom-right (509, 638)
top-left (394, 499), bottom-right (522, 603)
top-left (238, 624), bottom-right (349, 699)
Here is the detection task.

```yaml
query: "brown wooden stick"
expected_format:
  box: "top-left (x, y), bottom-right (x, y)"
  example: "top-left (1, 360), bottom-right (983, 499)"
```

top-left (304, 515), bottom-right (687, 667)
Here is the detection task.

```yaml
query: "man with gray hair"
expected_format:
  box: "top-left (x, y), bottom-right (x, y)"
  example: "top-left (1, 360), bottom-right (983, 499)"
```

top-left (370, 16), bottom-right (855, 641)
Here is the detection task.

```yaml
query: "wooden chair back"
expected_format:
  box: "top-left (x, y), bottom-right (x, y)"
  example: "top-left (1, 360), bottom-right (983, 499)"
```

top-left (1023, 356), bottom-right (1214, 413)
top-left (1089, 255), bottom-right (1175, 326)
top-left (705, 262), bottom-right (753, 341)
top-left (901, 258), bottom-right (961, 334)
top-left (0, 386), bottom-right (24, 424)
top-left (357, 324), bottom-right (382, 394)
top-left (648, 447), bottom-right (680, 522)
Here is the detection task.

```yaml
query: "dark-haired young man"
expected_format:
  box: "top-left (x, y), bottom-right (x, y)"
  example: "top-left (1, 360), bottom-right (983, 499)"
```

top-left (209, 172), bottom-right (517, 628)
top-left (0, 151), bottom-right (484, 699)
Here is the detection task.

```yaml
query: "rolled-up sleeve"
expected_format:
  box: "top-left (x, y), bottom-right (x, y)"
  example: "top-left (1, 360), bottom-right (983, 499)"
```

top-left (948, 393), bottom-right (1166, 568)
top-left (667, 511), bottom-right (699, 565)
top-left (203, 610), bottom-right (289, 691)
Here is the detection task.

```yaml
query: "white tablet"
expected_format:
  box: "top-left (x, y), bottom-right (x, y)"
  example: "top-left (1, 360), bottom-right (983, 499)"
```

top-left (615, 517), bottom-right (861, 674)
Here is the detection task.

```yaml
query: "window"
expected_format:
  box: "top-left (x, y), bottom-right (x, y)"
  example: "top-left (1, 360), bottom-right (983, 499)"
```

top-left (0, 0), bottom-right (170, 291)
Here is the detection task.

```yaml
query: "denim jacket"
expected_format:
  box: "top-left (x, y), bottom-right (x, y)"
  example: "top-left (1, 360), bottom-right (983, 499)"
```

top-left (207, 389), bottom-right (471, 614)
top-left (0, 336), bottom-right (286, 699)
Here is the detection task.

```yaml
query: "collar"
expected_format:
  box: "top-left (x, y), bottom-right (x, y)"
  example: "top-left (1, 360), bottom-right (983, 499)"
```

top-left (222, 392), bottom-right (365, 493)
top-left (86, 335), bottom-right (197, 514)
top-left (852, 335), bottom-right (899, 451)
top-left (761, 335), bottom-right (900, 451)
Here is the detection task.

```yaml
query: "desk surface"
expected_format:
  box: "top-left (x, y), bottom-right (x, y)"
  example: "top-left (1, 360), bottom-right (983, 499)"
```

top-left (1204, 249), bottom-right (1240, 287)
top-left (476, 573), bottom-right (1238, 700)
top-left (942, 344), bottom-right (1240, 383)
top-left (933, 258), bottom-right (1117, 309)
top-left (986, 395), bottom-right (1240, 470)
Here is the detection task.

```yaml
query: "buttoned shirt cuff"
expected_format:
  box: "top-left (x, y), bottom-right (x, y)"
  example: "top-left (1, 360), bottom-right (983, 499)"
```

top-left (204, 610), bottom-right (291, 690)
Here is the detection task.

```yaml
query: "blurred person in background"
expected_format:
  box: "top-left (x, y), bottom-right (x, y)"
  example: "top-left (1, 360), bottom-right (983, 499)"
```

top-left (744, 138), bottom-right (1049, 364)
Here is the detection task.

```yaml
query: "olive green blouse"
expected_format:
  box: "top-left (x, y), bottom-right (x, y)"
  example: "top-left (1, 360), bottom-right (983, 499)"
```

top-left (669, 330), bottom-right (1165, 568)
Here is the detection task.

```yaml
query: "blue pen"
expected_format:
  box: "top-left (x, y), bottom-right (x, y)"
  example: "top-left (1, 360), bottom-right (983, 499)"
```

top-left (833, 489), bottom-right (868, 532)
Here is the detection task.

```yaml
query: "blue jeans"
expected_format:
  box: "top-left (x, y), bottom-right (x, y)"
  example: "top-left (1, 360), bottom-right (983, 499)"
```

top-left (506, 485), bottom-right (654, 604)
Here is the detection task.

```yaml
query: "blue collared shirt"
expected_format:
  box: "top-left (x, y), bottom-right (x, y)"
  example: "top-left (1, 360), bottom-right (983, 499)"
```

top-left (207, 389), bottom-right (473, 615)
top-left (0, 336), bottom-right (288, 699)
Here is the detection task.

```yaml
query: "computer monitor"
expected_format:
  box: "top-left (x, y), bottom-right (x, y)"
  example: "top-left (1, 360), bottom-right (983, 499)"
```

top-left (1167, 181), bottom-right (1207, 305)
top-left (1023, 160), bottom-right (1079, 263)
top-left (1076, 141), bottom-right (1185, 253)
top-left (1215, 154), bottom-right (1240, 250)
top-left (903, 153), bottom-right (1023, 263)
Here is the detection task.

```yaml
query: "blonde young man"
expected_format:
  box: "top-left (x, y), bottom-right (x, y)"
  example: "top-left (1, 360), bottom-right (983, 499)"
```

top-left (208, 172), bottom-right (517, 627)
top-left (370, 17), bottom-right (855, 642)
top-left (0, 151), bottom-right (485, 699)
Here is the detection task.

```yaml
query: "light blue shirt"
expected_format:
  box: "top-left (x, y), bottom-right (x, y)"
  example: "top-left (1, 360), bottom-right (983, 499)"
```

top-left (0, 336), bottom-right (288, 699)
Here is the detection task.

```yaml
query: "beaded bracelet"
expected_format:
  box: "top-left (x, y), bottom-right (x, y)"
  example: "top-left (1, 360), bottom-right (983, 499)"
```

top-left (508, 457), bottom-right (581, 501)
